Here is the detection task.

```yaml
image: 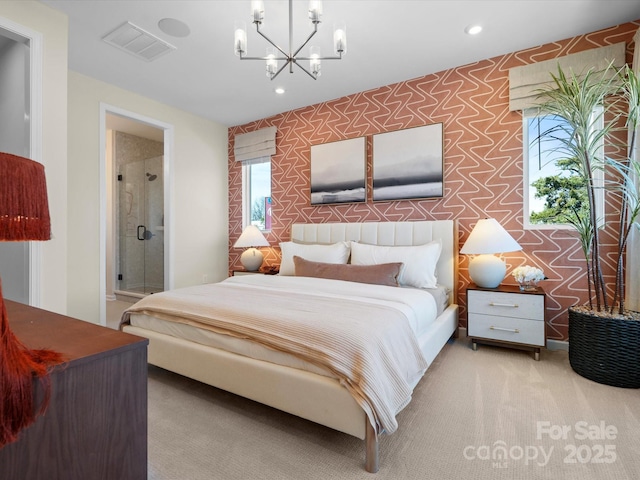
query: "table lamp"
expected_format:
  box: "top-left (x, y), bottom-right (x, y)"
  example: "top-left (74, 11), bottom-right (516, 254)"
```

top-left (233, 225), bottom-right (270, 271)
top-left (460, 218), bottom-right (522, 288)
top-left (0, 152), bottom-right (63, 447)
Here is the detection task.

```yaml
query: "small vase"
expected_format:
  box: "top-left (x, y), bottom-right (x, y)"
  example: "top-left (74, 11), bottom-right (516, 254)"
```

top-left (518, 280), bottom-right (538, 292)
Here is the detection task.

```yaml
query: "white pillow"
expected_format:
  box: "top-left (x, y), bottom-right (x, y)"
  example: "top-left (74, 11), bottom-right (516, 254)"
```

top-left (350, 240), bottom-right (442, 289)
top-left (279, 241), bottom-right (351, 276)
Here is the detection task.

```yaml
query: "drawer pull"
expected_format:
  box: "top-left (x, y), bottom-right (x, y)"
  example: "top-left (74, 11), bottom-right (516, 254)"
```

top-left (490, 326), bottom-right (520, 333)
top-left (489, 302), bottom-right (519, 308)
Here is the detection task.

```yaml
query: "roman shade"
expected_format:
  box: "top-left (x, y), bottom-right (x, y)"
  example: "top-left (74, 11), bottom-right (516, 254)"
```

top-left (233, 126), bottom-right (277, 164)
top-left (509, 42), bottom-right (626, 111)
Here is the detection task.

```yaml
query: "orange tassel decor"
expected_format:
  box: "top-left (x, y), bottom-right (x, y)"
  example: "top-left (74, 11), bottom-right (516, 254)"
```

top-left (0, 152), bottom-right (63, 447)
top-left (0, 281), bottom-right (63, 446)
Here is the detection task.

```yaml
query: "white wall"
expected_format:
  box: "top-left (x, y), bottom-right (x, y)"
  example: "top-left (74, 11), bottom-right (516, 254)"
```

top-left (1, 2), bottom-right (228, 323)
top-left (0, 1), bottom-right (69, 315)
top-left (67, 72), bottom-right (229, 323)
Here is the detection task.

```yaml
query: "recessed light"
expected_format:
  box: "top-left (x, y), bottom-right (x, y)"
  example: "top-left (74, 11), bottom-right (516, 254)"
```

top-left (275, 87), bottom-right (285, 94)
top-left (465, 24), bottom-right (482, 35)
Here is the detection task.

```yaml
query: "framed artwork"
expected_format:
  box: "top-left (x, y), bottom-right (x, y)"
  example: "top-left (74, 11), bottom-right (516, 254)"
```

top-left (372, 123), bottom-right (444, 201)
top-left (310, 136), bottom-right (366, 205)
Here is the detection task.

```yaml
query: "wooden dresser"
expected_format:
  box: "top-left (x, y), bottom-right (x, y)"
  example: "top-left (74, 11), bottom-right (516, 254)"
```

top-left (0, 300), bottom-right (149, 480)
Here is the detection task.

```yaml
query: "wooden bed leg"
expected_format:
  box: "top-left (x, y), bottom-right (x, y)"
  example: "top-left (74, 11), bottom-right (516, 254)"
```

top-left (365, 421), bottom-right (379, 473)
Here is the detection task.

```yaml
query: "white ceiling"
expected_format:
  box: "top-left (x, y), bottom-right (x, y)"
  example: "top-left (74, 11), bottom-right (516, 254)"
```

top-left (40, 0), bottom-right (640, 127)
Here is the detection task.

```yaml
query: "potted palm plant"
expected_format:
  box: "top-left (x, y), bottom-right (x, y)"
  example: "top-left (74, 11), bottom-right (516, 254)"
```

top-left (535, 63), bottom-right (640, 388)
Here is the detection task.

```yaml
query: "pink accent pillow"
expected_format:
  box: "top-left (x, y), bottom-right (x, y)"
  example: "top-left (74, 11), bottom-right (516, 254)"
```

top-left (293, 256), bottom-right (402, 287)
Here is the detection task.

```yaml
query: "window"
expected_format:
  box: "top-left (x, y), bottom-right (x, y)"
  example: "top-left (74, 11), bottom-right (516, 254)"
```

top-left (523, 109), bottom-right (604, 229)
top-left (243, 159), bottom-right (271, 231)
top-left (234, 126), bottom-right (276, 231)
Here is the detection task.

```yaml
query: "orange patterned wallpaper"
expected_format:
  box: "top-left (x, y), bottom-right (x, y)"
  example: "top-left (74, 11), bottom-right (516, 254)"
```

top-left (228, 21), bottom-right (639, 341)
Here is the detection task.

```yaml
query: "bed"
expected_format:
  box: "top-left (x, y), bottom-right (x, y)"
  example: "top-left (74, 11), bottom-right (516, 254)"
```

top-left (121, 220), bottom-right (459, 472)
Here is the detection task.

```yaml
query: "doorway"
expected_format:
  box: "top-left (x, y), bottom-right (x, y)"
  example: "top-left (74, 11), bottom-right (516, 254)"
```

top-left (0, 20), bottom-right (42, 306)
top-left (103, 108), bottom-right (172, 316)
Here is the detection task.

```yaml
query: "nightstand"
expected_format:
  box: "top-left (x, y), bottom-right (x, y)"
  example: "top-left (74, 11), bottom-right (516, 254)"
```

top-left (467, 284), bottom-right (546, 360)
top-left (232, 268), bottom-right (279, 276)
top-left (232, 269), bottom-right (262, 276)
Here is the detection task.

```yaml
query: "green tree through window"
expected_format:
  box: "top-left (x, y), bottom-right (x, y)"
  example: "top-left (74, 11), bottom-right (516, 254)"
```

top-left (525, 112), bottom-right (602, 228)
top-left (252, 197), bottom-right (265, 226)
top-left (245, 160), bottom-right (271, 231)
top-left (530, 156), bottom-right (590, 224)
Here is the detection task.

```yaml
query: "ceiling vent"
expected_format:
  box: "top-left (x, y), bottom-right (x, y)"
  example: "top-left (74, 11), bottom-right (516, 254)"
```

top-left (102, 21), bottom-right (175, 62)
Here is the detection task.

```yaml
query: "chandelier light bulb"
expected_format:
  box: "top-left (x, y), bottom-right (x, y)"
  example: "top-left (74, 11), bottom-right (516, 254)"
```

top-left (234, 21), bottom-right (247, 55)
top-left (251, 0), bottom-right (265, 24)
top-left (309, 0), bottom-right (323, 23)
top-left (333, 23), bottom-right (346, 55)
top-left (310, 46), bottom-right (321, 77)
top-left (266, 47), bottom-right (278, 78)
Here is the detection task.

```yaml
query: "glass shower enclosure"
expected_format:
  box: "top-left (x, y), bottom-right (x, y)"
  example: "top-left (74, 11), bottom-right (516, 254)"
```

top-left (117, 155), bottom-right (164, 295)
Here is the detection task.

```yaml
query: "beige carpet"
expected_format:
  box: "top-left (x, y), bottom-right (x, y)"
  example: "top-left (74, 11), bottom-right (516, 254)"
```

top-left (147, 336), bottom-right (640, 480)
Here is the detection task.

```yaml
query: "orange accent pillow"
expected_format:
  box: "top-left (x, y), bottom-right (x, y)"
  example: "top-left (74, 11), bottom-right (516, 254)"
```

top-left (293, 256), bottom-right (402, 287)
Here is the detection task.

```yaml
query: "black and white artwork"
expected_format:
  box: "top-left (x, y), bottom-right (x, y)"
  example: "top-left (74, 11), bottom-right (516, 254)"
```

top-left (372, 123), bottom-right (444, 201)
top-left (310, 137), bottom-right (366, 205)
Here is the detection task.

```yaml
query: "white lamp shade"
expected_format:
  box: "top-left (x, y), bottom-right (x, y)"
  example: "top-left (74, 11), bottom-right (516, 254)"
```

top-left (234, 225), bottom-right (269, 271)
top-left (461, 218), bottom-right (522, 288)
top-left (460, 218), bottom-right (521, 255)
top-left (233, 225), bottom-right (270, 248)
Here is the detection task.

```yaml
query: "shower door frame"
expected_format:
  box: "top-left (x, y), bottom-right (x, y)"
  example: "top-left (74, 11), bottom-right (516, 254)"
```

top-left (118, 153), bottom-right (164, 295)
top-left (99, 103), bottom-right (174, 325)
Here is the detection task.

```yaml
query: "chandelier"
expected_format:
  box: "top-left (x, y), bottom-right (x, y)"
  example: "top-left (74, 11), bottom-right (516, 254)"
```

top-left (234, 0), bottom-right (347, 80)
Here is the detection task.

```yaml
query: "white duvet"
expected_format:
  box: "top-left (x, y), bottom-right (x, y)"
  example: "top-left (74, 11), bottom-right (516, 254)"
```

top-left (123, 274), bottom-right (439, 433)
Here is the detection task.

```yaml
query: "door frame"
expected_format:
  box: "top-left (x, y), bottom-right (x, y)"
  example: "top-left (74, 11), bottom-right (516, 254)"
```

top-left (0, 17), bottom-right (44, 306)
top-left (99, 103), bottom-right (174, 325)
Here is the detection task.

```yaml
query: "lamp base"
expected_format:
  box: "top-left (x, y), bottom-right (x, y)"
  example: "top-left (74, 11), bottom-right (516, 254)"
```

top-left (240, 248), bottom-right (264, 271)
top-left (468, 254), bottom-right (506, 288)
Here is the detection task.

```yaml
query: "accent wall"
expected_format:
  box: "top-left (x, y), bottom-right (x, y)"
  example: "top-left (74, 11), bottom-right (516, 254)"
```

top-left (229, 20), bottom-right (640, 341)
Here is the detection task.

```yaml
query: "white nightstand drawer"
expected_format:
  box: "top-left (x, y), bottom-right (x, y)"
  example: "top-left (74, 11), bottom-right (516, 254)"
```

top-left (232, 270), bottom-right (261, 276)
top-left (468, 313), bottom-right (545, 346)
top-left (467, 289), bottom-right (544, 321)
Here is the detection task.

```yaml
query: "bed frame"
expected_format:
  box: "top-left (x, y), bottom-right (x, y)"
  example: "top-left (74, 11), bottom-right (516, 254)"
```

top-left (123, 220), bottom-right (459, 472)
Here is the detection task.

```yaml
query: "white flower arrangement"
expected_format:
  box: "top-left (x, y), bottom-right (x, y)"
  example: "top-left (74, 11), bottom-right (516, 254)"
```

top-left (511, 265), bottom-right (545, 283)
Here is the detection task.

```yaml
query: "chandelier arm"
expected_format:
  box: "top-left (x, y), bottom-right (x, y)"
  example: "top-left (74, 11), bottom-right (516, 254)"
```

top-left (293, 60), bottom-right (319, 80)
top-left (296, 53), bottom-right (343, 61)
top-left (291, 23), bottom-right (319, 59)
top-left (239, 53), bottom-right (289, 61)
top-left (255, 25), bottom-right (289, 58)
top-left (269, 59), bottom-right (292, 80)
top-left (288, 0), bottom-right (293, 57)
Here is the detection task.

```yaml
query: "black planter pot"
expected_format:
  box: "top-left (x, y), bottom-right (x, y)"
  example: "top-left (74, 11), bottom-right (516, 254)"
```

top-left (568, 307), bottom-right (640, 388)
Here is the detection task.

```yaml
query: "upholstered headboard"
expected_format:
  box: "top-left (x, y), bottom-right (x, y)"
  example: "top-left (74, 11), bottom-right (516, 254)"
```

top-left (290, 220), bottom-right (457, 303)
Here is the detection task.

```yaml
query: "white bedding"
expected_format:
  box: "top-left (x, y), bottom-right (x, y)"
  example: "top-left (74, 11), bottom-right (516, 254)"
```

top-left (122, 274), bottom-right (441, 433)
top-left (127, 274), bottom-right (442, 378)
